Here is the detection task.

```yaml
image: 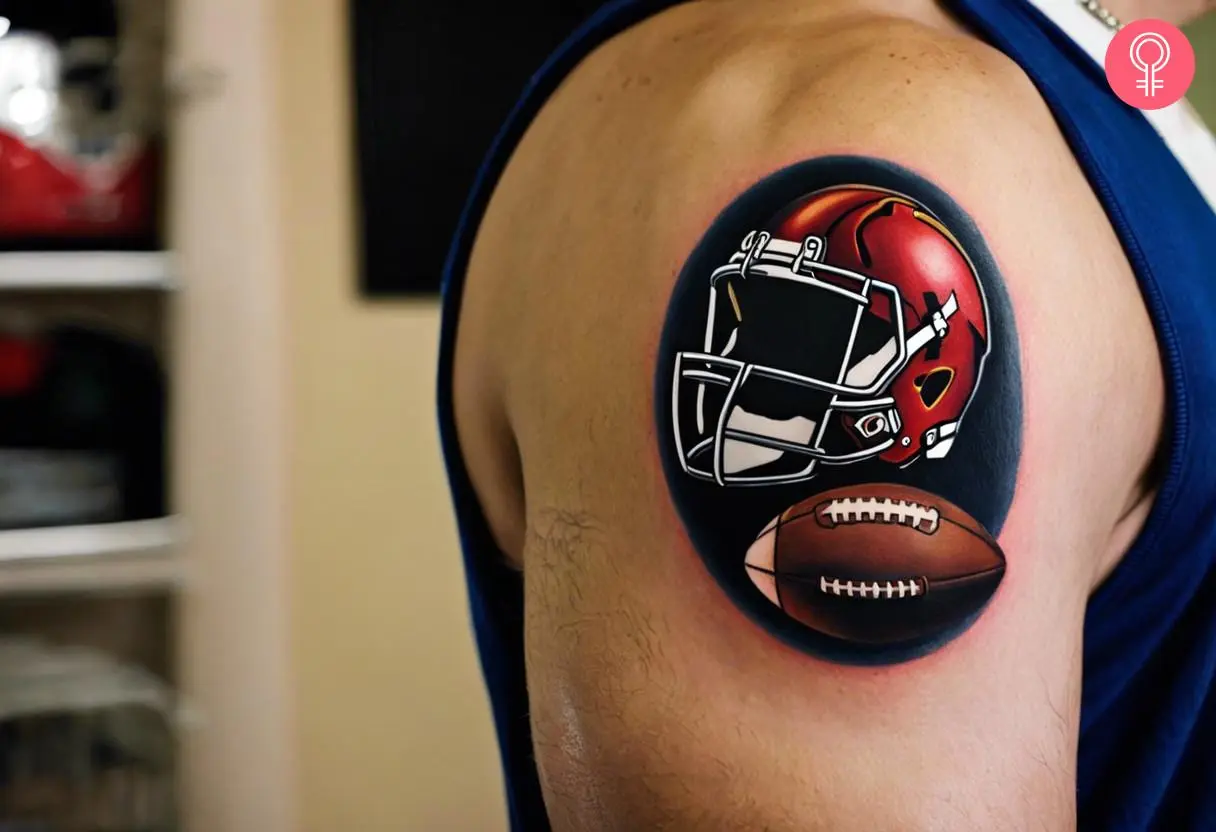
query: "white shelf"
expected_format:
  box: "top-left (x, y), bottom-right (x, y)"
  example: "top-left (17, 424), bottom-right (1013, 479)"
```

top-left (0, 518), bottom-right (183, 596)
top-left (0, 252), bottom-right (176, 291)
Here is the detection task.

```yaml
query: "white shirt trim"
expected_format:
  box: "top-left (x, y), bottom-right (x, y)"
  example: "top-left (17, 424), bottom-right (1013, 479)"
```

top-left (1022, 0), bottom-right (1216, 209)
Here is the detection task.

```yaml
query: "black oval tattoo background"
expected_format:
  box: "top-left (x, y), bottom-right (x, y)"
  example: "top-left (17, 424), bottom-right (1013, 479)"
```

top-left (654, 156), bottom-right (1023, 665)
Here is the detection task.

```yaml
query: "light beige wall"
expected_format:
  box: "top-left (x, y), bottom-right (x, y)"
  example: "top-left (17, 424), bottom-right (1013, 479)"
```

top-left (274, 0), bottom-right (506, 830)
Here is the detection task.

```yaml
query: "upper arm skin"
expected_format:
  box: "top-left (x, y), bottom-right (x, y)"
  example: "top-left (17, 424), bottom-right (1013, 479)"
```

top-left (454, 8), bottom-right (1163, 831)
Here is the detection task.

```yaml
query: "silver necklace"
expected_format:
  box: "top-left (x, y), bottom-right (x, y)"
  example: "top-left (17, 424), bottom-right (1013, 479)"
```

top-left (1078, 0), bottom-right (1123, 30)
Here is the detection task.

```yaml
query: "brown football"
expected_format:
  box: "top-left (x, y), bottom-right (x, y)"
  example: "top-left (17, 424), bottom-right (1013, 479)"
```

top-left (744, 483), bottom-right (1006, 646)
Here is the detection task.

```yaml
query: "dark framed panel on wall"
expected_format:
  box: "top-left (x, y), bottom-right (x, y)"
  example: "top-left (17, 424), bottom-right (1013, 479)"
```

top-left (349, 0), bottom-right (612, 296)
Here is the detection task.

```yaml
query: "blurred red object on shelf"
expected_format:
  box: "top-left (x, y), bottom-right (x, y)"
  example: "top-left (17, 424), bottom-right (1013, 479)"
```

top-left (0, 130), bottom-right (160, 242)
top-left (0, 1), bottom-right (164, 248)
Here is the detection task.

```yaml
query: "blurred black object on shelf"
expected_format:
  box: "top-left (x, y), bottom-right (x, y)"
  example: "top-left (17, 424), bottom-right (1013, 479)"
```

top-left (349, 0), bottom-right (613, 296)
top-left (0, 0), bottom-right (165, 252)
top-left (0, 0), bottom-right (118, 40)
top-left (0, 323), bottom-right (166, 530)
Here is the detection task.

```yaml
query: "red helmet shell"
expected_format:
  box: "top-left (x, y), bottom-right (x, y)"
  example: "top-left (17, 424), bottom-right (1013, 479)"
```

top-left (771, 188), bottom-right (990, 464)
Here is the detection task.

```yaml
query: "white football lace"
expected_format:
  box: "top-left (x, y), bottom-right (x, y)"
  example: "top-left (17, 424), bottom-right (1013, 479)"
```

top-left (820, 497), bottom-right (940, 534)
top-left (819, 577), bottom-right (924, 599)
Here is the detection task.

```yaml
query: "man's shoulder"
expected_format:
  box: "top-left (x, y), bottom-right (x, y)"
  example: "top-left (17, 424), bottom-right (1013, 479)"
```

top-left (547, 4), bottom-right (1050, 160)
top-left (457, 13), bottom-right (1163, 832)
top-left (465, 2), bottom-right (1161, 584)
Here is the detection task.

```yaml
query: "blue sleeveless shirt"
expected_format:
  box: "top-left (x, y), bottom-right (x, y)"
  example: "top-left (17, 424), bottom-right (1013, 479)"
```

top-left (436, 2), bottom-right (1216, 828)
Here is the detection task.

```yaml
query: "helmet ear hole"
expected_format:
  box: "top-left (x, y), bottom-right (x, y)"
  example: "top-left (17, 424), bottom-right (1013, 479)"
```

top-left (914, 367), bottom-right (954, 409)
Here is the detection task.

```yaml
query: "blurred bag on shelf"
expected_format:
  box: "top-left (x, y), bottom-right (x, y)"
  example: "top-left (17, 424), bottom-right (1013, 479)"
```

top-left (0, 320), bottom-right (166, 530)
top-left (0, 0), bottom-right (165, 249)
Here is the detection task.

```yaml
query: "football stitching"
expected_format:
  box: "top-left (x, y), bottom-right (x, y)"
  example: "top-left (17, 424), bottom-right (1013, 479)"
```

top-left (818, 576), bottom-right (927, 599)
top-left (817, 497), bottom-right (940, 534)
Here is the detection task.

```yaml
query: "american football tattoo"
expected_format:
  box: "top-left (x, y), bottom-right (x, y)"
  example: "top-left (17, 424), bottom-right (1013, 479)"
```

top-left (745, 484), bottom-right (1006, 646)
top-left (655, 156), bottom-right (1022, 664)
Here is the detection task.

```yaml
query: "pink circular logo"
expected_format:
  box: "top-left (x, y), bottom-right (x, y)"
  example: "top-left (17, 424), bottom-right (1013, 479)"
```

top-left (1105, 19), bottom-right (1196, 110)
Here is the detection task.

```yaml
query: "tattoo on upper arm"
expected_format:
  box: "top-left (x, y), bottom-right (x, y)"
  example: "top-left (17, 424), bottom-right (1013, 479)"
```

top-left (655, 156), bottom-right (1022, 664)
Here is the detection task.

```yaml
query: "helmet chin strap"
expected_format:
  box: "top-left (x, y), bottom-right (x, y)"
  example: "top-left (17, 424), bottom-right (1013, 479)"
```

top-left (904, 292), bottom-right (958, 356)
